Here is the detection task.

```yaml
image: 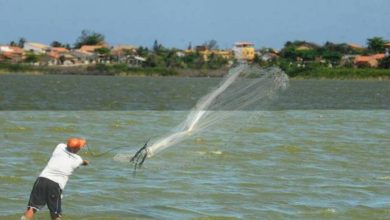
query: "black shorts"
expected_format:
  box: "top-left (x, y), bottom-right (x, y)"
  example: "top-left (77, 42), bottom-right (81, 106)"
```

top-left (27, 177), bottom-right (62, 214)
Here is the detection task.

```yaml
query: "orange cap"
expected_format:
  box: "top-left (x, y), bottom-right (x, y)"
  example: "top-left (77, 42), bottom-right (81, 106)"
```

top-left (67, 138), bottom-right (87, 148)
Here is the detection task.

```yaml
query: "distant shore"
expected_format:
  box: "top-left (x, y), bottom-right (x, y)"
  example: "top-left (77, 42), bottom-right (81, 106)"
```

top-left (0, 63), bottom-right (389, 80)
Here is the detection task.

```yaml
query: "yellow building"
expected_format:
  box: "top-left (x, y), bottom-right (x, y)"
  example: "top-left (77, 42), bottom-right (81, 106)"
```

top-left (233, 42), bottom-right (255, 61)
top-left (185, 48), bottom-right (233, 61)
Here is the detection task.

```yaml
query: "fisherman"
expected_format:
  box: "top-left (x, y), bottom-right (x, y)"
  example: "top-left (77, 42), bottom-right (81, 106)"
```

top-left (22, 138), bottom-right (89, 220)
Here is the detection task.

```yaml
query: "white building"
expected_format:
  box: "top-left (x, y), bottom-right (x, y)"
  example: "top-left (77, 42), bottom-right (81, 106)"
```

top-left (233, 42), bottom-right (255, 61)
top-left (23, 42), bottom-right (49, 54)
top-left (0, 45), bottom-right (14, 53)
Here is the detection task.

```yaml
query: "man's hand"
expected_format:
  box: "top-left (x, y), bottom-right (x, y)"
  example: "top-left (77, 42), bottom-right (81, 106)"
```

top-left (82, 160), bottom-right (89, 166)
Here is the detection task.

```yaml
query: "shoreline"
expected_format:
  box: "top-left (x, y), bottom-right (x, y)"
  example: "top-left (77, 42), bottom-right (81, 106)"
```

top-left (0, 64), bottom-right (389, 80)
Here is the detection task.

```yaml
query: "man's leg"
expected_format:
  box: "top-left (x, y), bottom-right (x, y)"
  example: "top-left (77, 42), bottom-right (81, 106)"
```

top-left (50, 212), bottom-right (62, 220)
top-left (47, 180), bottom-right (62, 220)
top-left (22, 207), bottom-right (36, 219)
top-left (24, 177), bottom-right (46, 220)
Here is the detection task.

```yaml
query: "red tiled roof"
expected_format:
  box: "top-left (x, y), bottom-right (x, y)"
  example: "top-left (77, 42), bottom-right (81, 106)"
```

top-left (48, 52), bottom-right (61, 59)
top-left (9, 46), bottom-right (24, 54)
top-left (355, 54), bottom-right (385, 62)
top-left (51, 47), bottom-right (69, 53)
top-left (371, 53), bottom-right (385, 60)
top-left (79, 45), bottom-right (104, 53)
top-left (347, 43), bottom-right (365, 49)
top-left (354, 56), bottom-right (371, 62)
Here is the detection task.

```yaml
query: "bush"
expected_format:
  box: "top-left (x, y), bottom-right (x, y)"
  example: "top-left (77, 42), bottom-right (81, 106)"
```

top-left (379, 56), bottom-right (390, 68)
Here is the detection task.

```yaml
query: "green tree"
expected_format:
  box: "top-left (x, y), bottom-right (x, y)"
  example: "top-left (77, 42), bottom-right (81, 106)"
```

top-left (204, 40), bottom-right (219, 50)
top-left (9, 41), bottom-right (17, 47)
top-left (207, 53), bottom-right (228, 69)
top-left (379, 56), bottom-right (390, 68)
top-left (253, 53), bottom-right (260, 63)
top-left (18, 37), bottom-right (26, 48)
top-left (74, 30), bottom-right (105, 48)
top-left (322, 51), bottom-right (342, 64)
top-left (145, 54), bottom-right (166, 67)
top-left (64, 44), bottom-right (71, 50)
top-left (95, 47), bottom-right (111, 55)
top-left (367, 37), bottom-right (385, 53)
top-left (137, 46), bottom-right (149, 57)
top-left (59, 55), bottom-right (66, 64)
top-left (153, 40), bottom-right (165, 54)
top-left (51, 41), bottom-right (64, 47)
top-left (24, 53), bottom-right (39, 63)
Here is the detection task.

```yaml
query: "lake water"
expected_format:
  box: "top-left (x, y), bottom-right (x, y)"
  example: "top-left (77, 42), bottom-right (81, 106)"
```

top-left (0, 74), bottom-right (389, 219)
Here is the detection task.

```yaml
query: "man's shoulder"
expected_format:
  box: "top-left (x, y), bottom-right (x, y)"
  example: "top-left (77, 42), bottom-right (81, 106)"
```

top-left (53, 143), bottom-right (83, 164)
top-left (55, 143), bottom-right (67, 150)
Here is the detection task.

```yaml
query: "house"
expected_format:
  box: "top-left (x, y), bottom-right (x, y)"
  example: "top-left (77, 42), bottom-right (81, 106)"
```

top-left (70, 50), bottom-right (98, 65)
top-left (199, 50), bottom-right (232, 61)
top-left (34, 47), bottom-right (75, 66)
top-left (111, 45), bottom-right (137, 57)
top-left (233, 42), bottom-right (255, 61)
top-left (39, 53), bottom-right (61, 66)
top-left (127, 55), bottom-right (146, 67)
top-left (260, 52), bottom-right (279, 62)
top-left (0, 45), bottom-right (14, 53)
top-left (111, 45), bottom-right (140, 64)
top-left (50, 47), bottom-right (69, 53)
top-left (340, 55), bottom-right (358, 67)
top-left (354, 54), bottom-right (385, 68)
top-left (79, 45), bottom-right (105, 53)
top-left (184, 46), bottom-right (233, 61)
top-left (23, 42), bottom-right (49, 54)
top-left (347, 43), bottom-right (365, 50)
top-left (0, 45), bottom-right (25, 63)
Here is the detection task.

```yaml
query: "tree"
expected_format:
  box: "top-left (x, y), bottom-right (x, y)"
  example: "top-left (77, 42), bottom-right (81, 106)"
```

top-left (59, 55), bottom-right (66, 64)
top-left (95, 47), bottom-right (110, 55)
top-left (204, 40), bottom-right (219, 50)
top-left (24, 53), bottom-right (39, 63)
top-left (18, 37), bottom-right (26, 48)
top-left (322, 51), bottom-right (342, 63)
top-left (9, 41), bottom-right (17, 47)
top-left (207, 52), bottom-right (228, 69)
top-left (145, 54), bottom-right (166, 67)
top-left (137, 46), bottom-right (149, 57)
top-left (367, 37), bottom-right (385, 53)
top-left (64, 44), bottom-right (71, 50)
top-left (51, 41), bottom-right (64, 47)
top-left (153, 40), bottom-right (163, 53)
top-left (379, 56), bottom-right (390, 68)
top-left (74, 30), bottom-right (105, 48)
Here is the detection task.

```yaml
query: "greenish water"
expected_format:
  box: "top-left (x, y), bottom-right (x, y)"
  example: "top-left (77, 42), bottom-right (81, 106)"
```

top-left (0, 75), bottom-right (389, 219)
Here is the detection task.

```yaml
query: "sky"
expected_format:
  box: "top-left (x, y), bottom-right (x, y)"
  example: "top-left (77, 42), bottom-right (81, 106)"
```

top-left (0, 0), bottom-right (389, 49)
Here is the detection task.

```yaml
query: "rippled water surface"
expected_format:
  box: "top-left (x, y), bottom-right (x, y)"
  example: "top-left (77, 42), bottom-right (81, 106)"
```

top-left (0, 75), bottom-right (389, 219)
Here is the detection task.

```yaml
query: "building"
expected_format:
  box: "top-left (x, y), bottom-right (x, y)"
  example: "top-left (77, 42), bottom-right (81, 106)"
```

top-left (23, 42), bottom-right (49, 54)
top-left (70, 50), bottom-right (98, 65)
top-left (233, 42), bottom-right (255, 61)
top-left (184, 46), bottom-right (233, 61)
top-left (347, 43), bottom-right (365, 50)
top-left (50, 47), bottom-right (70, 53)
top-left (79, 45), bottom-right (105, 53)
top-left (354, 54), bottom-right (385, 68)
top-left (111, 45), bottom-right (140, 64)
top-left (0, 45), bottom-right (25, 63)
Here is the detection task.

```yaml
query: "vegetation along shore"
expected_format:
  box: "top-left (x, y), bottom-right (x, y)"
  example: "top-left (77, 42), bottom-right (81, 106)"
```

top-left (1, 30), bottom-right (390, 79)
